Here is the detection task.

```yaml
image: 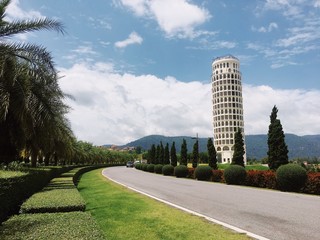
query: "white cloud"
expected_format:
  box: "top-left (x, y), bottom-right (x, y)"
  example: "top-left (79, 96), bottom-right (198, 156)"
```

top-left (5, 0), bottom-right (44, 20)
top-left (114, 31), bottom-right (143, 48)
top-left (252, 22), bottom-right (278, 33)
top-left (118, 0), bottom-right (211, 39)
top-left (58, 62), bottom-right (320, 146)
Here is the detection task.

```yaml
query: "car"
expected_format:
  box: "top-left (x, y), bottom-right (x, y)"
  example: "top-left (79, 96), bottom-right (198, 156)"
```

top-left (126, 161), bottom-right (134, 167)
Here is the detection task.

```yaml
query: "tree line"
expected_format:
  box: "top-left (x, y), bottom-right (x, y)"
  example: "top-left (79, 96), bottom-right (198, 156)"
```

top-left (0, 0), bottom-right (135, 167)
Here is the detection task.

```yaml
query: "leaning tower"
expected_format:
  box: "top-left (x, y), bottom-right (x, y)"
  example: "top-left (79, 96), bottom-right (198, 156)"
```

top-left (211, 55), bottom-right (246, 164)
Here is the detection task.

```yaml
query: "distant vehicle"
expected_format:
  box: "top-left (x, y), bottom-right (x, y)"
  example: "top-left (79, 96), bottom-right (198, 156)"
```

top-left (126, 161), bottom-right (134, 168)
top-left (133, 160), bottom-right (140, 166)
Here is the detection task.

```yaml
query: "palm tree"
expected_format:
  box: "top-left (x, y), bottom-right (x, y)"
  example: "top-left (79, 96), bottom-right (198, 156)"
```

top-left (0, 0), bottom-right (68, 165)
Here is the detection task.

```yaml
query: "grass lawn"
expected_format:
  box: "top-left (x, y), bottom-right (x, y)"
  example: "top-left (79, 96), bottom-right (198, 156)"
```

top-left (78, 168), bottom-right (251, 240)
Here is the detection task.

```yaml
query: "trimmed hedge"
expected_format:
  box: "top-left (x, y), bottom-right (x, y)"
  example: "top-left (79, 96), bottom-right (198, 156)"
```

top-left (301, 172), bottom-right (320, 195)
top-left (276, 164), bottom-right (307, 192)
top-left (174, 165), bottom-right (188, 178)
top-left (0, 212), bottom-right (104, 240)
top-left (212, 170), bottom-right (224, 182)
top-left (20, 168), bottom-right (88, 213)
top-left (154, 164), bottom-right (163, 174)
top-left (195, 166), bottom-right (213, 181)
top-left (245, 170), bottom-right (277, 189)
top-left (162, 165), bottom-right (174, 176)
top-left (0, 166), bottom-right (72, 224)
top-left (147, 164), bottom-right (155, 173)
top-left (224, 165), bottom-right (247, 185)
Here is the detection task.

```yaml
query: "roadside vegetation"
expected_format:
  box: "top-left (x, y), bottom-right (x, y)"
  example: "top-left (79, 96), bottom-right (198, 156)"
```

top-left (0, 166), bottom-right (106, 239)
top-left (78, 168), bottom-right (251, 240)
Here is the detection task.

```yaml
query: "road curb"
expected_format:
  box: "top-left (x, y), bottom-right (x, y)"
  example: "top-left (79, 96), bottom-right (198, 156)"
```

top-left (102, 169), bottom-right (270, 240)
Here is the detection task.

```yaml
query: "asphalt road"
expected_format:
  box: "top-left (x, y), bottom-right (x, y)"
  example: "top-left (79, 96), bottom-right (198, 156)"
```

top-left (102, 166), bottom-right (320, 240)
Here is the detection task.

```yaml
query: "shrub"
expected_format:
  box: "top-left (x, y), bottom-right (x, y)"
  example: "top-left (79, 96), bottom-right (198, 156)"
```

top-left (142, 164), bottom-right (148, 172)
top-left (195, 166), bottom-right (213, 181)
top-left (0, 212), bottom-right (104, 240)
top-left (245, 170), bottom-right (277, 189)
top-left (174, 165), bottom-right (188, 178)
top-left (301, 172), bottom-right (320, 195)
top-left (154, 164), bottom-right (163, 174)
top-left (224, 165), bottom-right (247, 185)
top-left (0, 166), bottom-right (70, 224)
top-left (135, 163), bottom-right (141, 170)
top-left (187, 168), bottom-right (195, 178)
top-left (147, 164), bottom-right (155, 173)
top-left (212, 170), bottom-right (224, 182)
top-left (162, 165), bottom-right (174, 176)
top-left (276, 164), bottom-right (307, 192)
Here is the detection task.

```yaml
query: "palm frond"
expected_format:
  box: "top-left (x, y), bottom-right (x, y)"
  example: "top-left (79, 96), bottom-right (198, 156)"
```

top-left (0, 0), bottom-right (10, 23)
top-left (0, 18), bottom-right (65, 38)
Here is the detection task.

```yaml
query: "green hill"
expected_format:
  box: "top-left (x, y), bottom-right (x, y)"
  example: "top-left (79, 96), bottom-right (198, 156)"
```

top-left (121, 134), bottom-right (320, 160)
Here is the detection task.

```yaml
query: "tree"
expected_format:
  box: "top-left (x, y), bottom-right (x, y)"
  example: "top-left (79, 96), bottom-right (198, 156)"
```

top-left (170, 142), bottom-right (177, 167)
top-left (267, 106), bottom-right (289, 170)
top-left (0, 0), bottom-right (67, 165)
top-left (164, 143), bottom-right (170, 164)
top-left (149, 144), bottom-right (156, 164)
top-left (180, 139), bottom-right (188, 166)
top-left (155, 144), bottom-right (161, 164)
top-left (192, 140), bottom-right (199, 168)
top-left (232, 128), bottom-right (245, 167)
top-left (207, 138), bottom-right (217, 169)
top-left (159, 141), bottom-right (164, 164)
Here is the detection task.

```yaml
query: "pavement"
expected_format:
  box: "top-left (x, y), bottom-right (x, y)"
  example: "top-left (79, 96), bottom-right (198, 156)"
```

top-left (102, 166), bottom-right (320, 240)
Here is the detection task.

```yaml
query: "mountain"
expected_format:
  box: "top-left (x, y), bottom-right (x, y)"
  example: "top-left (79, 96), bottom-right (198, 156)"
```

top-left (122, 134), bottom-right (320, 160)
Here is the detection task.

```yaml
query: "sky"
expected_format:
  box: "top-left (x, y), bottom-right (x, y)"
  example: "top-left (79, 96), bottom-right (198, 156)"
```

top-left (5, 0), bottom-right (320, 145)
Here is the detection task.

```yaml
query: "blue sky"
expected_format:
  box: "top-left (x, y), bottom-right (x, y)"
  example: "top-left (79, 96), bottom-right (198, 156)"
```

top-left (6, 0), bottom-right (320, 145)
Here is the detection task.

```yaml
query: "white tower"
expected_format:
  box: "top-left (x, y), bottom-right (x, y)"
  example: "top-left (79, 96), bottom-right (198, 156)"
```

top-left (211, 55), bottom-right (246, 164)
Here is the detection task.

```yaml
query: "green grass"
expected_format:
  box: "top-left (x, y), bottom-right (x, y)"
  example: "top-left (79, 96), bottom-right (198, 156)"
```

top-left (78, 168), bottom-right (251, 240)
top-left (0, 170), bottom-right (27, 178)
top-left (0, 212), bottom-right (104, 240)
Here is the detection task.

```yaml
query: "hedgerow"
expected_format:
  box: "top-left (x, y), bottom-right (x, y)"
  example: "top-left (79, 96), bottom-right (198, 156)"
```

top-left (162, 165), bottom-right (174, 176)
top-left (195, 166), bottom-right (213, 181)
top-left (174, 165), bottom-right (188, 178)
top-left (0, 212), bottom-right (104, 240)
top-left (0, 166), bottom-right (71, 224)
top-left (154, 164), bottom-right (163, 174)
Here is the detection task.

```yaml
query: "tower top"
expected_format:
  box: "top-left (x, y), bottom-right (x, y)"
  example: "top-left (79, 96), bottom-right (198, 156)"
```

top-left (213, 54), bottom-right (239, 62)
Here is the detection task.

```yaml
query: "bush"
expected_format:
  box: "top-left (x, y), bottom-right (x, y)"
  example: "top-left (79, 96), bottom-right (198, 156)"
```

top-left (147, 164), bottom-right (155, 173)
top-left (224, 165), bottom-right (247, 185)
top-left (162, 165), bottom-right (174, 176)
top-left (195, 166), bottom-right (213, 181)
top-left (301, 172), bottom-right (320, 195)
top-left (154, 164), bottom-right (163, 174)
top-left (0, 212), bottom-right (104, 240)
top-left (212, 170), bottom-right (224, 182)
top-left (276, 164), bottom-right (307, 192)
top-left (0, 166), bottom-right (71, 224)
top-left (142, 164), bottom-right (148, 172)
top-left (174, 165), bottom-right (188, 178)
top-left (135, 163), bottom-right (141, 170)
top-left (245, 170), bottom-right (277, 189)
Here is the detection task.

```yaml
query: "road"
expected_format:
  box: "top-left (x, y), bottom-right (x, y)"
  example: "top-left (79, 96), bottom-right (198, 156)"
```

top-left (102, 167), bottom-right (320, 240)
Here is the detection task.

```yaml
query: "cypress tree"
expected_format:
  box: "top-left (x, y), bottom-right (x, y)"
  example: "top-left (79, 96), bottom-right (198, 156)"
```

top-left (207, 138), bottom-right (217, 169)
top-left (155, 144), bottom-right (161, 164)
top-left (180, 139), bottom-right (188, 166)
top-left (192, 140), bottom-right (199, 168)
top-left (170, 141), bottom-right (177, 167)
top-left (267, 106), bottom-right (289, 170)
top-left (164, 143), bottom-right (170, 164)
top-left (149, 144), bottom-right (156, 164)
top-left (159, 141), bottom-right (164, 164)
top-left (232, 128), bottom-right (245, 167)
